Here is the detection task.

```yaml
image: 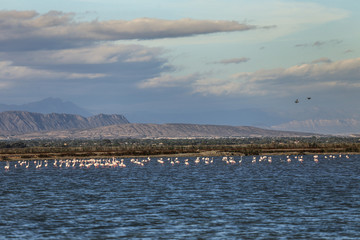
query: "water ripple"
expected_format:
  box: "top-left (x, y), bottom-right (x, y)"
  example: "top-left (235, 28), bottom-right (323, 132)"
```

top-left (1, 154), bottom-right (359, 239)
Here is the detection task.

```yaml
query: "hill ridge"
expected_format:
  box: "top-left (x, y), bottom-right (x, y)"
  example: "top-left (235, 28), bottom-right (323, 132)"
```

top-left (6, 122), bottom-right (318, 140)
top-left (0, 111), bottom-right (129, 136)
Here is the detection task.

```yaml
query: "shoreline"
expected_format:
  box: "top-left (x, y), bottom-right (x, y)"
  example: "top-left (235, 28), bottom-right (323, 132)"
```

top-left (1, 150), bottom-right (357, 161)
top-left (1, 137), bottom-right (360, 161)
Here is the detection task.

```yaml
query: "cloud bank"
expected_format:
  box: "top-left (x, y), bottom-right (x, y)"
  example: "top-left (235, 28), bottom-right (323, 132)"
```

top-left (204, 58), bottom-right (360, 96)
top-left (0, 44), bottom-right (165, 71)
top-left (0, 10), bottom-right (256, 51)
top-left (0, 10), bottom-right (258, 91)
top-left (0, 44), bottom-right (168, 88)
top-left (138, 74), bottom-right (200, 89)
top-left (141, 58), bottom-right (360, 97)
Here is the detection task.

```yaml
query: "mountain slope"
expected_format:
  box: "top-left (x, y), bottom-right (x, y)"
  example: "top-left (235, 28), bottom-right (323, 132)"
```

top-left (10, 123), bottom-right (318, 140)
top-left (0, 111), bottom-right (129, 136)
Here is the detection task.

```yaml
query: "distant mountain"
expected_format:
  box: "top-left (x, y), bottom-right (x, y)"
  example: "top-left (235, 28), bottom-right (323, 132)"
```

top-left (0, 111), bottom-right (129, 136)
top-left (0, 97), bottom-right (93, 117)
top-left (126, 108), bottom-right (290, 127)
top-left (271, 119), bottom-right (360, 135)
top-left (6, 122), bottom-right (318, 140)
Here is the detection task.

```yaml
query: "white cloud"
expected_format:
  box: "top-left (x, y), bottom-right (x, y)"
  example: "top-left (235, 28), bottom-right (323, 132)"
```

top-left (0, 60), bottom-right (106, 82)
top-left (0, 10), bottom-right (256, 51)
top-left (225, 58), bottom-right (360, 95)
top-left (138, 74), bottom-right (199, 88)
top-left (0, 43), bottom-right (169, 87)
top-left (0, 61), bottom-right (55, 80)
top-left (145, 57), bottom-right (360, 97)
top-left (0, 44), bottom-right (164, 65)
top-left (192, 78), bottom-right (244, 96)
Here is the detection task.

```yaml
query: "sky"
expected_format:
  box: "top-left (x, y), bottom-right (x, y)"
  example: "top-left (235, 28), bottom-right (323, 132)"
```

top-left (0, 0), bottom-right (360, 129)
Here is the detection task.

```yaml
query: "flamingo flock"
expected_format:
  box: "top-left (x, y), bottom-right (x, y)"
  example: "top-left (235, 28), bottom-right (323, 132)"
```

top-left (2, 154), bottom-right (352, 171)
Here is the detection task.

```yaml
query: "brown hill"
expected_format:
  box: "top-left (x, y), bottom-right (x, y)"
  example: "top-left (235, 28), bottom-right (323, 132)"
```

top-left (0, 111), bottom-right (129, 136)
top-left (10, 123), bottom-right (318, 140)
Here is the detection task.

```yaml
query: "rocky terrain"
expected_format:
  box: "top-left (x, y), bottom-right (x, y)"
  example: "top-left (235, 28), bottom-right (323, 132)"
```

top-left (0, 110), bottom-right (321, 140)
top-left (8, 122), bottom-right (317, 140)
top-left (0, 111), bottom-right (129, 136)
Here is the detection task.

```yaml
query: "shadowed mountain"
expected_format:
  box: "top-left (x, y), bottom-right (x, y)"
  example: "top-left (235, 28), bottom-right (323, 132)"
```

top-left (0, 111), bottom-right (129, 136)
top-left (0, 97), bottom-right (93, 117)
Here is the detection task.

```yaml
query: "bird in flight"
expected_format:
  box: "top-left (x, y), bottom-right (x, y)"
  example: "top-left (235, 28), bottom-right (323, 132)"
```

top-left (295, 97), bottom-right (311, 103)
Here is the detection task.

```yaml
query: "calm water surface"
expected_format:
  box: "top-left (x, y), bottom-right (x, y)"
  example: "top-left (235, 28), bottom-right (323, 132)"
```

top-left (1, 155), bottom-right (360, 239)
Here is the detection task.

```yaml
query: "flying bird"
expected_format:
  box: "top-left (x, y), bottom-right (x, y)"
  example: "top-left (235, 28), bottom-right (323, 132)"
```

top-left (295, 97), bottom-right (311, 103)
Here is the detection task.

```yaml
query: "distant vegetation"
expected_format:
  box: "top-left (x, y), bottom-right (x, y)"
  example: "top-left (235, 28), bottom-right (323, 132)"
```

top-left (1, 136), bottom-right (360, 160)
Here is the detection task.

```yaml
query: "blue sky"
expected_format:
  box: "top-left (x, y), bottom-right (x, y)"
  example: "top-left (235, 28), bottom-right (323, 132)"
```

top-left (0, 0), bottom-right (359, 129)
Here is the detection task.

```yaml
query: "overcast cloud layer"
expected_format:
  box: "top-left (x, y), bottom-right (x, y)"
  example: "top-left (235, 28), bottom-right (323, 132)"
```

top-left (0, 1), bottom-right (359, 133)
top-left (0, 10), bottom-right (256, 97)
top-left (0, 10), bottom-right (255, 51)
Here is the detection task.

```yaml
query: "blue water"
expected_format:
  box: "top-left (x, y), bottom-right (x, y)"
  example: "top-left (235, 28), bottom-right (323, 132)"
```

top-left (1, 155), bottom-right (360, 239)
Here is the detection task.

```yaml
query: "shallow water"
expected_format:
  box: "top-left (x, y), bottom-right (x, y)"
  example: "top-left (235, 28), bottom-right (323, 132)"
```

top-left (1, 155), bottom-right (360, 239)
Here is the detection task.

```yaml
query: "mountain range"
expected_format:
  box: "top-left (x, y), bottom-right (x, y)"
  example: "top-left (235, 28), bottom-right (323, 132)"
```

top-left (0, 111), bottom-right (316, 139)
top-left (0, 98), bottom-right (358, 136)
top-left (3, 121), bottom-right (316, 140)
top-left (0, 111), bottom-right (129, 137)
